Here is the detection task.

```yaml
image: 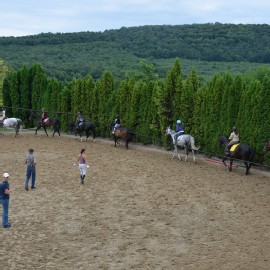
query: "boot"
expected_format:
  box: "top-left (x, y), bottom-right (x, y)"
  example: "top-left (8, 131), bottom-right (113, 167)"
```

top-left (82, 175), bottom-right (85, 184)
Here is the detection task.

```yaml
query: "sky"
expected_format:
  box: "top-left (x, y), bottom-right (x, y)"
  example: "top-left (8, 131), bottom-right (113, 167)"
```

top-left (1, 0), bottom-right (270, 37)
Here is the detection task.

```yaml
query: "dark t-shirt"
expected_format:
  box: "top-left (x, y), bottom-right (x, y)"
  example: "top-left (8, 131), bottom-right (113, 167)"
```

top-left (0, 181), bottom-right (10, 200)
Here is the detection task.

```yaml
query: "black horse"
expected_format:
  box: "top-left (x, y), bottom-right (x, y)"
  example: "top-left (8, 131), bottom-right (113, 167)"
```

top-left (68, 121), bottom-right (96, 141)
top-left (218, 135), bottom-right (254, 175)
top-left (110, 123), bottom-right (134, 149)
top-left (29, 111), bottom-right (61, 137)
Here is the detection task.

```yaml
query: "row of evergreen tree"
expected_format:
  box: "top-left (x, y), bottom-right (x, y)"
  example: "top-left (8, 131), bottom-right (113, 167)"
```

top-left (2, 59), bottom-right (270, 164)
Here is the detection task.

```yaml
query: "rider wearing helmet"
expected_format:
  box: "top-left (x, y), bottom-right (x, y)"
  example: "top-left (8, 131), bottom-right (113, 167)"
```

top-left (226, 126), bottom-right (240, 152)
top-left (112, 114), bottom-right (121, 134)
top-left (174, 119), bottom-right (184, 144)
top-left (75, 111), bottom-right (85, 128)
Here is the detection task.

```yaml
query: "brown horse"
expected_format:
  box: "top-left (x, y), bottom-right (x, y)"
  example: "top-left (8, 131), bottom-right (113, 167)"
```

top-left (110, 123), bottom-right (134, 149)
top-left (29, 111), bottom-right (61, 137)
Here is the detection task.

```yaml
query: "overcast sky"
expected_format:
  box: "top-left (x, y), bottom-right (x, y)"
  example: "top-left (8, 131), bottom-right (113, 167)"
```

top-left (1, 0), bottom-right (269, 37)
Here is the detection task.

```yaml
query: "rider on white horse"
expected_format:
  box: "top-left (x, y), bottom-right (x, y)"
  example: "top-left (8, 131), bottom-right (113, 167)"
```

top-left (174, 120), bottom-right (184, 144)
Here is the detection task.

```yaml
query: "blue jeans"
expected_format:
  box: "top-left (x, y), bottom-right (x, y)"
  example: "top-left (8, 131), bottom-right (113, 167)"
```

top-left (1, 199), bottom-right (9, 227)
top-left (25, 165), bottom-right (36, 189)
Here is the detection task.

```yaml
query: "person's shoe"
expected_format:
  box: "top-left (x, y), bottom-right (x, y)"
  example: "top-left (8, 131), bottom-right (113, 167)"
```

top-left (31, 187), bottom-right (36, 190)
top-left (25, 187), bottom-right (29, 191)
top-left (3, 224), bottom-right (11, 228)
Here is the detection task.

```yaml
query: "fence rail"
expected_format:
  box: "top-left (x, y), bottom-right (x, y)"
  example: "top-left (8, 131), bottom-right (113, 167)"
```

top-left (1, 105), bottom-right (270, 173)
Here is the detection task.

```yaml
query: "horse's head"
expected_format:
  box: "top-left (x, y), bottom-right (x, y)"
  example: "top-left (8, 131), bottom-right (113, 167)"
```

top-left (29, 112), bottom-right (34, 122)
top-left (109, 123), bottom-right (115, 131)
top-left (165, 127), bottom-right (171, 136)
top-left (67, 122), bottom-right (75, 133)
top-left (218, 135), bottom-right (228, 146)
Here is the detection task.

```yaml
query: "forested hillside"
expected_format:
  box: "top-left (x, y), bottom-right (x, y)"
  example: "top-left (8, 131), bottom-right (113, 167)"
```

top-left (0, 23), bottom-right (270, 81)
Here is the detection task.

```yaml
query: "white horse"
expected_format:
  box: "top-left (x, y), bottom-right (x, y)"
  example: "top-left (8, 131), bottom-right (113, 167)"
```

top-left (3, 118), bottom-right (24, 137)
top-left (165, 127), bottom-right (199, 163)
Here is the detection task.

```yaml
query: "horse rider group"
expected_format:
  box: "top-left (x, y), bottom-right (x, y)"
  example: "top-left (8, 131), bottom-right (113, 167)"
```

top-left (173, 119), bottom-right (239, 153)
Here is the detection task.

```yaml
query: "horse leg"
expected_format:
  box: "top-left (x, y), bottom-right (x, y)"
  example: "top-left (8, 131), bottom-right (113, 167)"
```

top-left (244, 162), bottom-right (250, 175)
top-left (184, 146), bottom-right (188, 162)
top-left (86, 131), bottom-right (89, 141)
top-left (172, 145), bottom-right (176, 159)
top-left (228, 158), bottom-right (233, 171)
top-left (221, 156), bottom-right (227, 168)
top-left (35, 126), bottom-right (42, 135)
top-left (43, 126), bottom-right (48, 136)
top-left (55, 129), bottom-right (61, 137)
top-left (114, 137), bottom-right (117, 147)
top-left (191, 149), bottom-right (196, 163)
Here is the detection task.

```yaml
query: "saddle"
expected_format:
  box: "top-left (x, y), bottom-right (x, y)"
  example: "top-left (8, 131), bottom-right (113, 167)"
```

top-left (76, 120), bottom-right (84, 128)
top-left (43, 118), bottom-right (49, 124)
top-left (229, 143), bottom-right (239, 152)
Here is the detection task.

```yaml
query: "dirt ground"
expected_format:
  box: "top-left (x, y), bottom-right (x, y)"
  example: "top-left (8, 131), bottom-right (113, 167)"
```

top-left (0, 130), bottom-right (269, 270)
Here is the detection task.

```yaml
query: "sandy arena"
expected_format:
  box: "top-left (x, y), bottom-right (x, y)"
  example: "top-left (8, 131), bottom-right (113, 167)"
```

top-left (0, 131), bottom-right (269, 270)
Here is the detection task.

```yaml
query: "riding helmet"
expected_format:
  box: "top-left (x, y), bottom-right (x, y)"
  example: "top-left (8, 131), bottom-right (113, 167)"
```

top-left (176, 120), bottom-right (181, 124)
top-left (232, 126), bottom-right (237, 131)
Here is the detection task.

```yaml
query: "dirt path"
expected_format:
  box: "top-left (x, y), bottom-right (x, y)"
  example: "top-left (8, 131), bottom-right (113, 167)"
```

top-left (0, 132), bottom-right (269, 270)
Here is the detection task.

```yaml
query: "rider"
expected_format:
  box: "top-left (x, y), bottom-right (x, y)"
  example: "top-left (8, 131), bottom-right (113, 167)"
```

top-left (75, 111), bottom-right (85, 128)
top-left (226, 126), bottom-right (240, 153)
top-left (41, 108), bottom-right (48, 126)
top-left (174, 119), bottom-right (184, 144)
top-left (112, 114), bottom-right (120, 134)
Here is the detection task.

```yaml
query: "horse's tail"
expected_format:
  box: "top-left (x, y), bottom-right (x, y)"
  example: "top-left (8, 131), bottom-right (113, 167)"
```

top-left (249, 147), bottom-right (255, 163)
top-left (190, 136), bottom-right (200, 151)
top-left (17, 119), bottom-right (24, 129)
top-left (91, 124), bottom-right (96, 139)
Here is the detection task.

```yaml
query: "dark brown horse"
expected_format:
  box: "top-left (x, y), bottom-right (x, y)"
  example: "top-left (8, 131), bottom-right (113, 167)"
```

top-left (67, 121), bottom-right (96, 141)
top-left (263, 140), bottom-right (270, 152)
top-left (110, 123), bottom-right (134, 149)
top-left (218, 135), bottom-right (254, 175)
top-left (29, 111), bottom-right (61, 137)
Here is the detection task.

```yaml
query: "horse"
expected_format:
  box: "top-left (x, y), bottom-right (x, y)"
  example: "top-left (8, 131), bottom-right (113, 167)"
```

top-left (218, 135), bottom-right (254, 175)
top-left (165, 127), bottom-right (199, 163)
top-left (3, 118), bottom-right (24, 137)
top-left (68, 121), bottom-right (96, 142)
top-left (29, 111), bottom-right (61, 137)
top-left (110, 123), bottom-right (134, 149)
top-left (263, 140), bottom-right (270, 152)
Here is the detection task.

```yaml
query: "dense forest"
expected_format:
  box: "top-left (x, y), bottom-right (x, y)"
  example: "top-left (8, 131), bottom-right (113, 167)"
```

top-left (0, 23), bottom-right (270, 81)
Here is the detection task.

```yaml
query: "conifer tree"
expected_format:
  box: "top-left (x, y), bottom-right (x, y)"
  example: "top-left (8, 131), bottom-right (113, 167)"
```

top-left (30, 64), bottom-right (47, 112)
top-left (98, 71), bottom-right (114, 135)
top-left (20, 65), bottom-right (31, 121)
